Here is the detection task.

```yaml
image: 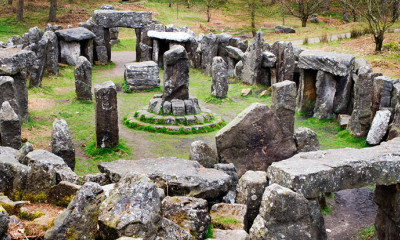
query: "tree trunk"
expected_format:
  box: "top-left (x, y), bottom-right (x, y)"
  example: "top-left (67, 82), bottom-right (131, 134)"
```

top-left (169, 0), bottom-right (172, 8)
top-left (374, 32), bottom-right (384, 51)
top-left (187, 0), bottom-right (190, 8)
top-left (323, 0), bottom-right (329, 14)
top-left (393, 0), bottom-right (399, 23)
top-left (49, 0), bottom-right (57, 22)
top-left (207, 5), bottom-right (211, 22)
top-left (16, 0), bottom-right (23, 21)
top-left (8, 0), bottom-right (12, 5)
top-left (351, 0), bottom-right (357, 21)
top-left (301, 17), bottom-right (307, 27)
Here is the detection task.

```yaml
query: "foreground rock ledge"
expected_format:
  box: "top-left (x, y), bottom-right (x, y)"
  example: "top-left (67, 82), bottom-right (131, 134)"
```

top-left (267, 137), bottom-right (400, 198)
top-left (98, 157), bottom-right (232, 199)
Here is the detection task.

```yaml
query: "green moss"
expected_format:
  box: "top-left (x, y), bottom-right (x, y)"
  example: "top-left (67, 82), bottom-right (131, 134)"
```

top-left (212, 216), bottom-right (239, 229)
top-left (19, 210), bottom-right (45, 221)
top-left (56, 195), bottom-right (75, 207)
top-left (14, 192), bottom-right (48, 203)
top-left (356, 226), bottom-right (375, 240)
top-left (122, 82), bottom-right (132, 93)
top-left (66, 228), bottom-right (78, 240)
top-left (204, 224), bottom-right (214, 239)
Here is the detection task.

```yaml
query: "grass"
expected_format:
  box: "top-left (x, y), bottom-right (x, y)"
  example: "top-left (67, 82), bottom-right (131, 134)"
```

top-left (205, 224), bottom-right (214, 239)
top-left (355, 226), bottom-right (375, 240)
top-left (111, 38), bottom-right (137, 52)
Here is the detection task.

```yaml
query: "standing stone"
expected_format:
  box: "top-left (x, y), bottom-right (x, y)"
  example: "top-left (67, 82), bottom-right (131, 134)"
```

top-left (216, 33), bottom-right (232, 63)
top-left (60, 41), bottom-right (81, 66)
top-left (241, 30), bottom-right (263, 85)
top-left (314, 71), bottom-right (337, 119)
top-left (95, 81), bottom-right (119, 148)
top-left (271, 41), bottom-right (295, 83)
top-left (163, 46), bottom-right (189, 101)
top-left (214, 163), bottom-right (239, 203)
top-left (51, 119), bottom-right (75, 171)
top-left (388, 103), bottom-right (400, 140)
top-left (201, 33), bottom-right (218, 76)
top-left (297, 69), bottom-right (318, 115)
top-left (189, 140), bottom-right (217, 168)
top-left (216, 103), bottom-right (296, 177)
top-left (271, 80), bottom-right (296, 135)
top-left (294, 127), bottom-right (320, 152)
top-left (333, 74), bottom-right (352, 114)
top-left (43, 31), bottom-right (59, 75)
top-left (366, 109), bottom-right (391, 145)
top-left (236, 171), bottom-right (268, 231)
top-left (347, 72), bottom-right (373, 138)
top-left (249, 184), bottom-right (312, 240)
top-left (371, 76), bottom-right (394, 119)
top-left (124, 61), bottom-right (160, 90)
top-left (211, 57), bottom-right (229, 98)
top-left (0, 101), bottom-right (21, 150)
top-left (74, 56), bottom-right (92, 100)
top-left (28, 36), bottom-right (47, 87)
top-left (235, 60), bottom-right (244, 79)
top-left (0, 76), bottom-right (19, 116)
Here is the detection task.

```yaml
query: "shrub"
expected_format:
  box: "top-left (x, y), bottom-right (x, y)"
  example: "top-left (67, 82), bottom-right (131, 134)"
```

top-left (122, 82), bottom-right (132, 93)
top-left (383, 42), bottom-right (399, 51)
top-left (319, 33), bottom-right (329, 43)
top-left (303, 37), bottom-right (309, 45)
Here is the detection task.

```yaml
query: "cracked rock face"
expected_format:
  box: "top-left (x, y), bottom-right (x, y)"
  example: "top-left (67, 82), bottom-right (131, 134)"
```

top-left (93, 10), bottom-right (152, 28)
top-left (366, 109), bottom-right (391, 145)
top-left (74, 56), bottom-right (92, 100)
top-left (0, 101), bottom-right (21, 150)
top-left (51, 119), bottom-right (75, 171)
top-left (211, 56), bottom-right (228, 98)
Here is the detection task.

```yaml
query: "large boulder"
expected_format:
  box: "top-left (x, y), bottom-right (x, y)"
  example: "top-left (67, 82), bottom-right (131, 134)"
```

top-left (241, 30), bottom-right (263, 85)
top-left (371, 76), bottom-right (395, 119)
top-left (214, 163), bottom-right (239, 203)
top-left (51, 119), bottom-right (75, 171)
top-left (55, 27), bottom-right (96, 42)
top-left (163, 46), bottom-right (189, 101)
top-left (98, 157), bottom-right (232, 199)
top-left (74, 56), bottom-right (92, 100)
top-left (44, 182), bottom-right (105, 240)
top-left (43, 31), bottom-right (59, 75)
top-left (211, 57), bottom-right (229, 98)
top-left (274, 25), bottom-right (295, 33)
top-left (189, 140), bottom-right (217, 168)
top-left (0, 101), bottom-right (21, 149)
top-left (249, 184), bottom-right (312, 240)
top-left (271, 80), bottom-right (296, 135)
top-left (98, 175), bottom-right (162, 239)
top-left (215, 103), bottom-right (297, 177)
top-left (162, 196), bottom-right (210, 240)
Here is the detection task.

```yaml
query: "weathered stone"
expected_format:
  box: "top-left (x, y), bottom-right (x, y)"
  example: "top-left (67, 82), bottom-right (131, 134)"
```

top-left (148, 30), bottom-right (192, 42)
top-left (216, 33), bottom-right (232, 63)
top-left (74, 56), bottom-right (92, 100)
top-left (158, 217), bottom-right (192, 240)
top-left (313, 71), bottom-right (337, 119)
top-left (125, 61), bottom-right (160, 90)
top-left (347, 72), bottom-right (373, 137)
top-left (5, 35), bottom-right (22, 48)
top-left (366, 109), bottom-right (391, 145)
top-left (261, 51), bottom-right (276, 68)
top-left (212, 229), bottom-right (249, 240)
top-left (272, 41), bottom-right (295, 82)
top-left (210, 203), bottom-right (246, 230)
top-left (214, 163), bottom-right (238, 204)
top-left (27, 27), bottom-right (43, 45)
top-left (236, 171), bottom-right (268, 231)
top-left (28, 36), bottom-right (47, 88)
top-left (48, 181), bottom-right (81, 206)
top-left (15, 142), bottom-right (33, 164)
top-left (372, 76), bottom-right (394, 119)
top-left (171, 99), bottom-right (185, 116)
top-left (333, 73), bottom-right (352, 114)
top-left (0, 101), bottom-right (21, 149)
top-left (184, 100), bottom-right (195, 115)
top-left (44, 182), bottom-right (105, 240)
top-left (310, 14), bottom-right (319, 23)
top-left (43, 31), bottom-right (59, 75)
top-left (98, 175), bottom-right (161, 239)
top-left (338, 114), bottom-right (351, 129)
top-left (211, 57), bottom-right (228, 98)
top-left (152, 99), bottom-right (163, 115)
top-left (354, 58), bottom-right (372, 75)
top-left (95, 81), bottom-right (119, 148)
top-left (240, 88), bottom-right (252, 96)
top-left (100, 4), bottom-right (114, 10)
top-left (238, 40), bottom-right (248, 53)
top-left (226, 46), bottom-right (244, 60)
top-left (55, 27), bottom-right (96, 42)
top-left (189, 140), bottom-right (217, 168)
top-left (271, 80), bottom-right (296, 135)
top-left (60, 40), bottom-right (80, 66)
top-left (82, 173), bottom-right (110, 186)
top-left (201, 34), bottom-right (219, 76)
top-left (163, 46), bottom-right (189, 101)
top-left (249, 184), bottom-right (312, 240)
top-left (0, 152), bottom-right (29, 198)
top-left (51, 119), bottom-right (75, 170)
top-left (298, 50), bottom-right (355, 76)
top-left (98, 157), bottom-right (231, 199)
top-left (0, 205), bottom-right (10, 240)
top-left (93, 10), bottom-right (152, 28)
top-left (275, 25), bottom-right (295, 33)
top-left (391, 82), bottom-right (400, 109)
top-left (163, 101), bottom-right (172, 115)
top-left (162, 196), bottom-right (210, 240)
top-left (388, 103), bottom-right (400, 140)
top-left (0, 76), bottom-right (19, 119)
top-left (294, 127), bottom-right (319, 152)
top-left (241, 30), bottom-right (263, 85)
top-left (234, 60), bottom-right (243, 79)
top-left (267, 137), bottom-right (400, 198)
top-left (215, 103), bottom-right (297, 177)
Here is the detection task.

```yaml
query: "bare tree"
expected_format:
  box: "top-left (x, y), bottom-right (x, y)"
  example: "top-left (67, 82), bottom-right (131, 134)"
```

top-left (282, 0), bottom-right (323, 27)
top-left (49, 0), bottom-right (57, 22)
top-left (16, 0), bottom-right (23, 21)
top-left (204, 0), bottom-right (222, 22)
top-left (342, 0), bottom-right (397, 51)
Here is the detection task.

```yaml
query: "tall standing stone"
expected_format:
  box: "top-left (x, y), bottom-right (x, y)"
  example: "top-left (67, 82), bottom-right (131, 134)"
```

top-left (74, 56), bottom-right (92, 100)
top-left (271, 41), bottom-right (295, 83)
top-left (241, 30), bottom-right (263, 85)
top-left (0, 101), bottom-right (21, 149)
top-left (313, 71), bottom-right (337, 119)
top-left (371, 76), bottom-right (394, 119)
top-left (0, 76), bottom-right (19, 116)
top-left (95, 81), bottom-right (119, 148)
top-left (162, 46), bottom-right (189, 101)
top-left (271, 80), bottom-right (296, 135)
top-left (201, 33), bottom-right (218, 76)
top-left (51, 119), bottom-right (76, 171)
top-left (43, 31), bottom-right (59, 75)
top-left (211, 56), bottom-right (229, 98)
top-left (28, 36), bottom-right (47, 87)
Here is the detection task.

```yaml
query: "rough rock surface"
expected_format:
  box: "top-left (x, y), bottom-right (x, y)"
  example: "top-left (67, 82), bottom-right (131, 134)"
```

top-left (371, 76), bottom-right (395, 118)
top-left (226, 46), bottom-right (244, 60)
top-left (271, 41), bottom-right (295, 83)
top-left (163, 46), bottom-right (189, 101)
top-left (44, 182), bottom-right (105, 240)
top-left (214, 163), bottom-right (238, 204)
top-left (59, 41), bottom-right (80, 65)
top-left (249, 184), bottom-right (312, 240)
top-left (0, 76), bottom-right (19, 117)
top-left (236, 170), bottom-right (268, 231)
top-left (0, 152), bottom-right (29, 199)
top-left (210, 203), bottom-right (246, 230)
top-left (211, 57), bottom-right (228, 98)
top-left (271, 80), bottom-right (296, 135)
top-left (366, 109), bottom-right (391, 145)
top-left (55, 27), bottom-right (96, 42)
top-left (95, 81), bottom-right (119, 148)
top-left (241, 30), bottom-right (263, 85)
top-left (15, 142), bottom-right (33, 163)
top-left (294, 127), bottom-right (320, 152)
top-left (93, 10), bottom-right (152, 28)
top-left (189, 140), bottom-right (217, 168)
top-left (313, 71), bottom-right (337, 119)
top-left (0, 101), bottom-right (21, 149)
top-left (125, 61), bottom-right (160, 90)
top-left (298, 50), bottom-right (355, 76)
top-left (201, 34), bottom-right (219, 76)
top-left (158, 217), bottom-right (192, 240)
top-left (98, 157), bottom-right (232, 199)
top-left (162, 196), bottom-right (210, 240)
top-left (275, 25), bottom-right (295, 33)
top-left (212, 229), bottom-right (250, 240)
top-left (215, 103), bottom-right (296, 177)
top-left (147, 30), bottom-right (192, 42)
top-left (98, 175), bottom-right (161, 239)
top-left (267, 137), bottom-right (400, 198)
top-left (74, 56), bottom-right (92, 100)
top-left (0, 205), bottom-right (10, 240)
top-left (82, 173), bottom-right (110, 186)
top-left (48, 181), bottom-right (81, 206)
top-left (51, 119), bottom-right (75, 170)
top-left (43, 31), bottom-right (59, 75)
top-left (333, 74), bottom-right (352, 114)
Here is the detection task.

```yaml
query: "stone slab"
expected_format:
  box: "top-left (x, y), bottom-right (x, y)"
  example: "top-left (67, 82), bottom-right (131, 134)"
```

top-left (93, 10), bottom-right (152, 28)
top-left (147, 30), bottom-right (192, 42)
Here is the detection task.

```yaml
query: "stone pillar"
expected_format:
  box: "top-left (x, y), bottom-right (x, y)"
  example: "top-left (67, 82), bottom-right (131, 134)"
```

top-left (74, 56), bottom-right (93, 100)
top-left (308, 198), bottom-right (328, 240)
top-left (0, 76), bottom-right (19, 116)
top-left (82, 39), bottom-right (94, 64)
top-left (94, 81), bottom-right (119, 148)
top-left (374, 184), bottom-right (400, 240)
top-left (0, 101), bottom-right (21, 149)
top-left (135, 28), bottom-right (142, 62)
top-left (271, 80), bottom-right (297, 135)
top-left (372, 76), bottom-right (394, 119)
top-left (60, 40), bottom-right (81, 66)
top-left (296, 69), bottom-right (317, 115)
top-left (314, 71), bottom-right (337, 119)
top-left (43, 31), bottom-right (59, 75)
top-left (12, 71), bottom-right (29, 122)
top-left (211, 57), bottom-right (228, 98)
top-left (51, 119), bottom-right (75, 170)
top-left (241, 30), bottom-right (263, 85)
top-left (201, 33), bottom-right (218, 76)
top-left (162, 46), bottom-right (189, 101)
top-left (272, 41), bottom-right (295, 83)
top-left (152, 39), bottom-right (159, 64)
top-left (28, 36), bottom-right (47, 87)
top-left (333, 74), bottom-right (352, 114)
